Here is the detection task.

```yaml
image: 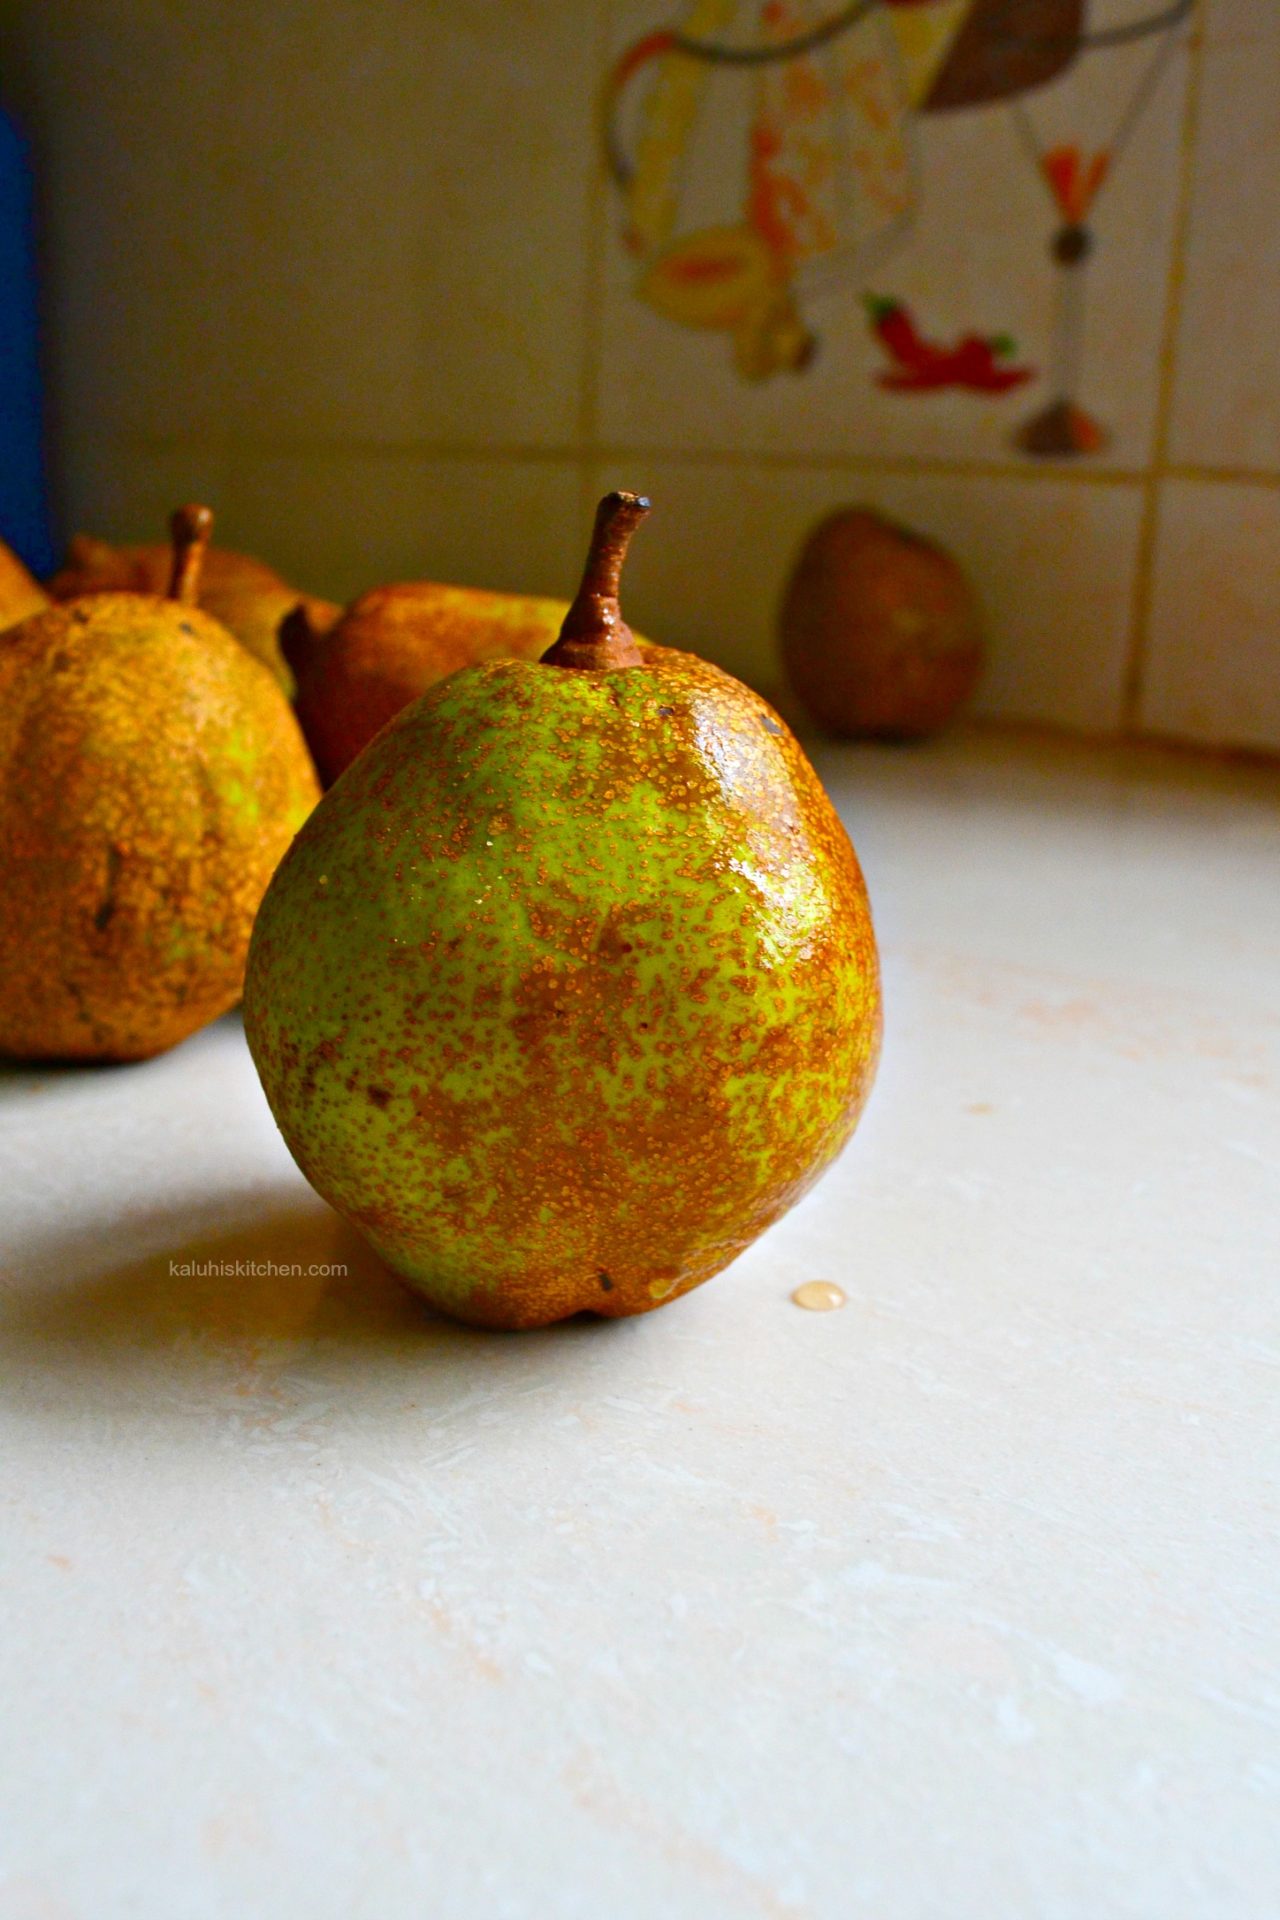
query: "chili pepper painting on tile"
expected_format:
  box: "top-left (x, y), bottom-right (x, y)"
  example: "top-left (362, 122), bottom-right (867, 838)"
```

top-left (603, 0), bottom-right (1195, 456)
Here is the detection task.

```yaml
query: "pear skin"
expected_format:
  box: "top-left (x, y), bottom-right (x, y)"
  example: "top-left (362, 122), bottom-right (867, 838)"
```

top-left (281, 581), bottom-right (571, 785)
top-left (781, 507), bottom-right (983, 739)
top-left (0, 507), bottom-right (320, 1061)
top-left (0, 535), bottom-right (49, 629)
top-left (47, 532), bottom-right (335, 694)
top-left (246, 495), bottom-right (881, 1328)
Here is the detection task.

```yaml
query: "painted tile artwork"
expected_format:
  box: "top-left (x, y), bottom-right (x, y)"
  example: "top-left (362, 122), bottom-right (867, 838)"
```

top-left (602, 0), bottom-right (1196, 460)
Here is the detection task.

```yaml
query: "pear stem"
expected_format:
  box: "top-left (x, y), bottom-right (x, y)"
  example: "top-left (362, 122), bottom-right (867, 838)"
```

top-left (278, 600), bottom-right (321, 682)
top-left (167, 503), bottom-right (214, 605)
top-left (541, 491), bottom-right (649, 672)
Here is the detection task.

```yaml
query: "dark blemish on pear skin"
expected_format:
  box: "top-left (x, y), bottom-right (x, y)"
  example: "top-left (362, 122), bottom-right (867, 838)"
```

top-left (367, 1085), bottom-right (392, 1109)
top-left (93, 840), bottom-right (122, 930)
top-left (759, 714), bottom-right (783, 735)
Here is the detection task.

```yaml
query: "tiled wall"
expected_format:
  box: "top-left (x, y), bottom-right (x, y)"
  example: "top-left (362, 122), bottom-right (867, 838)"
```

top-left (4, 0), bottom-right (1278, 751)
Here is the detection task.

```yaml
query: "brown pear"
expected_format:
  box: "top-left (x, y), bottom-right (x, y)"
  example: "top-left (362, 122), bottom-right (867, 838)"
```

top-left (281, 580), bottom-right (572, 785)
top-left (780, 507), bottom-right (983, 739)
top-left (47, 531), bottom-right (336, 694)
top-left (0, 505), bottom-right (320, 1062)
top-left (0, 535), bottom-right (49, 629)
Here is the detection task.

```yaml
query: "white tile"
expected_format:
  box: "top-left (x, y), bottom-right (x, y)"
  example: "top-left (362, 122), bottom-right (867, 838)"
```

top-left (1199, 0), bottom-right (1274, 45)
top-left (1168, 0), bottom-right (1280, 469)
top-left (225, 451), bottom-right (586, 606)
top-left (596, 1), bottom-right (1191, 469)
top-left (1140, 478), bottom-right (1280, 751)
top-left (592, 458), bottom-right (1142, 730)
top-left (220, 0), bottom-right (600, 449)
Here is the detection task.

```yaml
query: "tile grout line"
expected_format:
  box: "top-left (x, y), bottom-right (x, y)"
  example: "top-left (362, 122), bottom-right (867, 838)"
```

top-left (1162, 463), bottom-right (1280, 492)
top-left (80, 429), bottom-right (1280, 492)
top-left (576, 447), bottom-right (1149, 485)
top-left (576, 0), bottom-right (615, 532)
top-left (72, 22), bottom-right (240, 539)
top-left (1121, 6), bottom-right (1207, 736)
top-left (211, 4), bottom-right (239, 538)
top-left (94, 434), bottom-right (1152, 485)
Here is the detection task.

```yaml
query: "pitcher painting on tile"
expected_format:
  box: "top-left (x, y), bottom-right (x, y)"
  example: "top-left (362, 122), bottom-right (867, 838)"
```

top-left (603, 0), bottom-right (1195, 456)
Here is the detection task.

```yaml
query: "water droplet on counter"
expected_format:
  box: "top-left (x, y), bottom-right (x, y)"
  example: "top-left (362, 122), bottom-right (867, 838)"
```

top-left (790, 1280), bottom-right (845, 1312)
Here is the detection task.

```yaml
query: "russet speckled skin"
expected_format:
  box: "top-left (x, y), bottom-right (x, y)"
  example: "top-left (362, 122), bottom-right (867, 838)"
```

top-left (781, 507), bottom-right (983, 739)
top-left (246, 495), bottom-right (880, 1328)
top-left (47, 533), bottom-right (337, 694)
top-left (0, 523), bottom-right (320, 1062)
top-left (281, 581), bottom-right (572, 786)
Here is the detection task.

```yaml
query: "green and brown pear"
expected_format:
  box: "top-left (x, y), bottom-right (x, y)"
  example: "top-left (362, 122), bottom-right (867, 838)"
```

top-left (246, 494), bottom-right (881, 1328)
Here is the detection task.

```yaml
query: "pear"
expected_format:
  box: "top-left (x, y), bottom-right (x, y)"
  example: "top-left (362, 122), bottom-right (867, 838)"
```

top-left (0, 506), bottom-right (320, 1061)
top-left (0, 535), bottom-right (48, 629)
top-left (280, 580), bottom-right (572, 785)
top-left (780, 507), bottom-right (983, 739)
top-left (47, 531), bottom-right (337, 695)
top-left (245, 493), bottom-right (881, 1329)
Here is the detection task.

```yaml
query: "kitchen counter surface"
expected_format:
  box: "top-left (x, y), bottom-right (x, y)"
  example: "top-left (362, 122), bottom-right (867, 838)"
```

top-left (2, 729), bottom-right (1278, 1919)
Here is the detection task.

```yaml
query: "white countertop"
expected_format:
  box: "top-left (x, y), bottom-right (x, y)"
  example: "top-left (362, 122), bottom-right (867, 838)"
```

top-left (3, 731), bottom-right (1278, 1919)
